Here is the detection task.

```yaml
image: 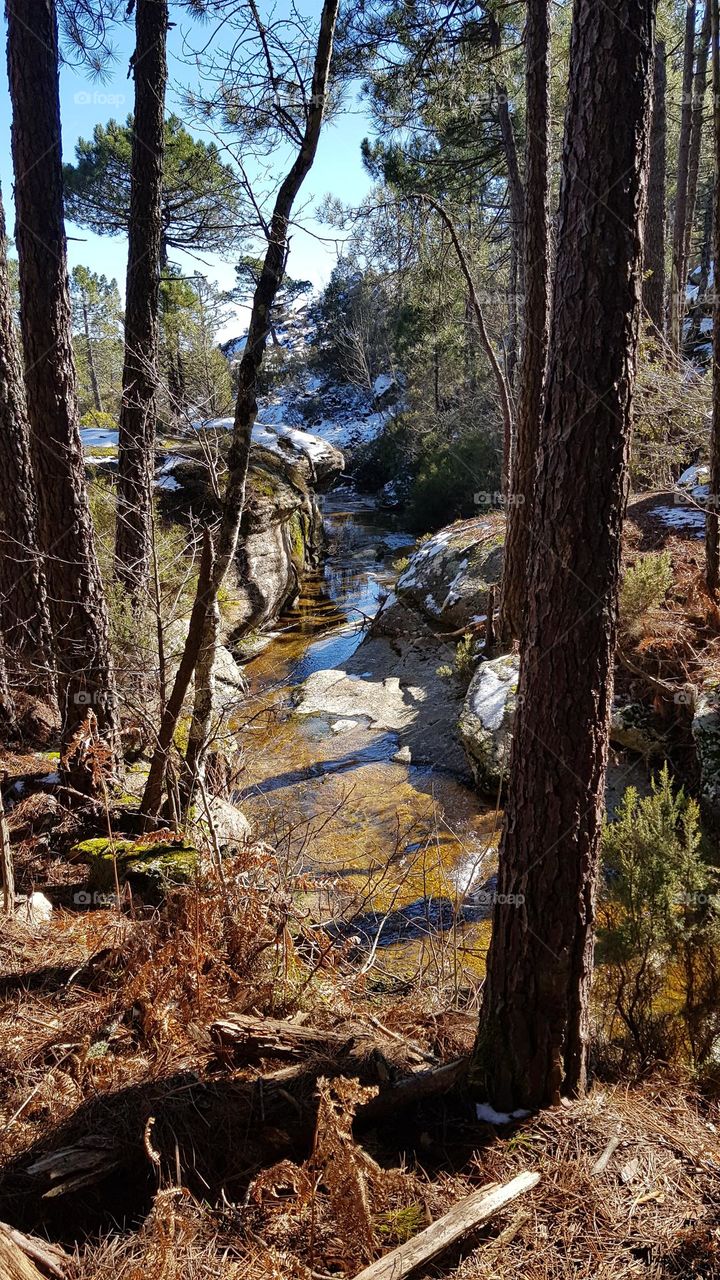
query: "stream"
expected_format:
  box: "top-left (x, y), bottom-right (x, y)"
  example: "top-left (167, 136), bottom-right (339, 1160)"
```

top-left (234, 486), bottom-right (499, 979)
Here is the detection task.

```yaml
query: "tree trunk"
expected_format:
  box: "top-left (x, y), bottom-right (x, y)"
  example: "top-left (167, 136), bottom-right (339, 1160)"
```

top-left (670, 0), bottom-right (698, 353)
top-left (496, 83), bottom-right (525, 392)
top-left (6, 0), bottom-right (120, 782)
top-left (0, 184), bottom-right (53, 678)
top-left (177, 0), bottom-right (340, 814)
top-left (0, 644), bottom-right (14, 731)
top-left (81, 293), bottom-right (103, 414)
top-left (470, 0), bottom-right (656, 1111)
top-left (707, 0), bottom-right (720, 591)
top-left (115, 0), bottom-right (168, 600)
top-left (685, 2), bottom-right (712, 283)
top-left (642, 39), bottom-right (667, 336)
top-left (498, 0), bottom-right (551, 645)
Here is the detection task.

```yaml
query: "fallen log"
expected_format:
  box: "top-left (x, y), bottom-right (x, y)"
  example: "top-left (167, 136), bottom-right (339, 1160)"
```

top-left (355, 1058), bottom-right (467, 1127)
top-left (210, 1013), bottom-right (358, 1059)
top-left (0, 1221), bottom-right (68, 1279)
top-left (350, 1170), bottom-right (540, 1280)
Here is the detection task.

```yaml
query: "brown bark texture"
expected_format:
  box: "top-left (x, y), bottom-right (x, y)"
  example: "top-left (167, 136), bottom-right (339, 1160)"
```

top-left (670, 0), bottom-right (698, 352)
top-left (0, 184), bottom-right (52, 674)
top-left (642, 39), bottom-right (667, 335)
top-left (115, 0), bottom-right (168, 598)
top-left (498, 0), bottom-right (551, 644)
top-left (471, 0), bottom-right (656, 1111)
top-left (6, 0), bottom-right (119, 771)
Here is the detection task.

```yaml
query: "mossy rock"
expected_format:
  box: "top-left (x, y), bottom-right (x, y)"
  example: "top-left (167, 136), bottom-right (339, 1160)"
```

top-left (70, 836), bottom-right (199, 894)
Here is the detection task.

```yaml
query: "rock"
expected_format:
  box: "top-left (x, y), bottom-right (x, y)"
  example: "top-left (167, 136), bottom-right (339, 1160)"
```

top-left (70, 836), bottom-right (198, 895)
top-left (610, 702), bottom-right (666, 757)
top-left (692, 686), bottom-right (720, 820)
top-left (393, 517), bottom-right (504, 631)
top-left (330, 718), bottom-right (361, 733)
top-left (295, 668), bottom-right (420, 731)
top-left (392, 744), bottom-right (412, 764)
top-left (15, 891), bottom-right (53, 926)
top-left (203, 796), bottom-right (251, 850)
top-left (459, 654), bottom-right (519, 794)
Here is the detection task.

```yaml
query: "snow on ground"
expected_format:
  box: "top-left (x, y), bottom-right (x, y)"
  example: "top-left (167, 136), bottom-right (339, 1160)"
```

top-left (652, 505), bottom-right (706, 536)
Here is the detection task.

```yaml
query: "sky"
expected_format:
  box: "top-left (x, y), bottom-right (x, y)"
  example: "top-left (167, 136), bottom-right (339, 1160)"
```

top-left (0, 3), bottom-right (374, 342)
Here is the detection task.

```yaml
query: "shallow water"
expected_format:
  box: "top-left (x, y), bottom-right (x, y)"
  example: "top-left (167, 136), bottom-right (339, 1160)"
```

top-left (234, 487), bottom-right (498, 978)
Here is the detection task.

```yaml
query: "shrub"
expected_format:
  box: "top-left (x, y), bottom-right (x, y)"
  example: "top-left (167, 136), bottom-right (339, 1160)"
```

top-left (80, 408), bottom-right (119, 432)
top-left (596, 765), bottom-right (720, 1069)
top-left (618, 550), bottom-right (672, 639)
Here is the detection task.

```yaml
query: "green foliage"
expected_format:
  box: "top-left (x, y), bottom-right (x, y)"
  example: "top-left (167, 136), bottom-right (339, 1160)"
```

top-left (80, 409), bottom-right (118, 433)
top-left (597, 766), bottom-right (720, 1068)
top-left (64, 114), bottom-right (244, 258)
top-left (619, 551), bottom-right (672, 639)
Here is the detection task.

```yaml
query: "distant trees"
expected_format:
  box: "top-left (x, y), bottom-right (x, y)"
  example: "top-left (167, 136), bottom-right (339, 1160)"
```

top-left (470, 0), bottom-right (656, 1109)
top-left (6, 0), bottom-right (120, 784)
top-left (70, 266), bottom-right (123, 417)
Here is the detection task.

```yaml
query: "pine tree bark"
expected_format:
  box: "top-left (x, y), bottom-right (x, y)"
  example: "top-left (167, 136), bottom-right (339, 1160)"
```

top-left (670, 0), bottom-right (698, 353)
top-left (115, 0), bottom-right (168, 599)
top-left (470, 0), bottom-right (656, 1111)
top-left (6, 0), bottom-right (120, 778)
top-left (643, 39), bottom-right (667, 336)
top-left (707, 0), bottom-right (720, 590)
top-left (685, 2), bottom-right (712, 282)
top-left (498, 0), bottom-right (551, 645)
top-left (0, 184), bottom-right (53, 677)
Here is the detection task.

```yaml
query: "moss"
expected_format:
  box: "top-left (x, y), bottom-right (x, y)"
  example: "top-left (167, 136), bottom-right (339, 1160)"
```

top-left (288, 511), bottom-right (307, 565)
top-left (71, 836), bottom-right (198, 894)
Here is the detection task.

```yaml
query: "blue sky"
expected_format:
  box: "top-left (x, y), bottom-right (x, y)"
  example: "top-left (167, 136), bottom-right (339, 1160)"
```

top-left (0, 4), bottom-right (374, 341)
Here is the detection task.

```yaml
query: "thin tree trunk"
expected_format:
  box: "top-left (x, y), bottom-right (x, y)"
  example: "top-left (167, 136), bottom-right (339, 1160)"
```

top-left (115, 0), bottom-right (168, 600)
top-left (497, 84), bottom-right (525, 392)
top-left (707, 0), bottom-right (720, 590)
top-left (81, 294), bottom-right (103, 414)
top-left (643, 39), bottom-right (667, 336)
top-left (0, 184), bottom-right (53, 679)
top-left (150, 0), bottom-right (339, 818)
top-left (686, 2), bottom-right (712, 281)
top-left (6, 0), bottom-right (120, 784)
top-left (670, 0), bottom-right (698, 353)
top-left (470, 0), bottom-right (656, 1111)
top-left (498, 0), bottom-right (551, 645)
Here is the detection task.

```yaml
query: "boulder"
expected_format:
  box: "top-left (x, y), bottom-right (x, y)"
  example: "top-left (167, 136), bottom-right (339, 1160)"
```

top-left (692, 685), bottom-right (720, 820)
top-left (70, 835), bottom-right (198, 895)
top-left (459, 654), bottom-right (519, 794)
top-left (610, 702), bottom-right (667, 757)
top-left (393, 517), bottom-right (504, 631)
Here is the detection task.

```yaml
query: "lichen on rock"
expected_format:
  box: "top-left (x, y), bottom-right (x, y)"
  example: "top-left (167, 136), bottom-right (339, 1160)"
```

top-left (459, 653), bottom-right (519, 794)
top-left (70, 835), bottom-right (199, 894)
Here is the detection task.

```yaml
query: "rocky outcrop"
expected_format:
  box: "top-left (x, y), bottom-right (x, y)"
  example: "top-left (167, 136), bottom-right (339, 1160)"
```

top-left (166, 423), bottom-right (345, 636)
top-left (376, 516), bottom-right (504, 636)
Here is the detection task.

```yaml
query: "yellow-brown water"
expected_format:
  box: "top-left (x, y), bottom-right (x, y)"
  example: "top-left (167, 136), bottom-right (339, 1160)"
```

top-left (234, 489), bottom-right (497, 982)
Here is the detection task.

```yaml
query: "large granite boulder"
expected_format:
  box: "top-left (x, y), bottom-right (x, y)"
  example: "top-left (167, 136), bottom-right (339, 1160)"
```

top-left (392, 517), bottom-right (504, 632)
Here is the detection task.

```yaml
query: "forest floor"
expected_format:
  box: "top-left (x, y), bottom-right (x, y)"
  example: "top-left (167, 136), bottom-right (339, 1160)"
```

top-left (0, 856), bottom-right (718, 1280)
top-left (2, 502), bottom-right (720, 1278)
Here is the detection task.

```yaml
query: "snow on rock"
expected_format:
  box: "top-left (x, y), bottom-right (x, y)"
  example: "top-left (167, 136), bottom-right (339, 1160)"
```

top-left (651, 505), bottom-right (705, 537)
top-left (459, 654), bottom-right (519, 794)
top-left (295, 667), bottom-right (423, 731)
top-left (198, 416), bottom-right (345, 488)
top-left (394, 517), bottom-right (504, 630)
top-left (15, 891), bottom-right (53, 927)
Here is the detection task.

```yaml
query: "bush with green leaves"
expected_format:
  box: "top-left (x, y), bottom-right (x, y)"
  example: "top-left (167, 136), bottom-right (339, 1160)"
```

top-left (596, 765), bottom-right (720, 1069)
top-left (618, 550), bottom-right (672, 640)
